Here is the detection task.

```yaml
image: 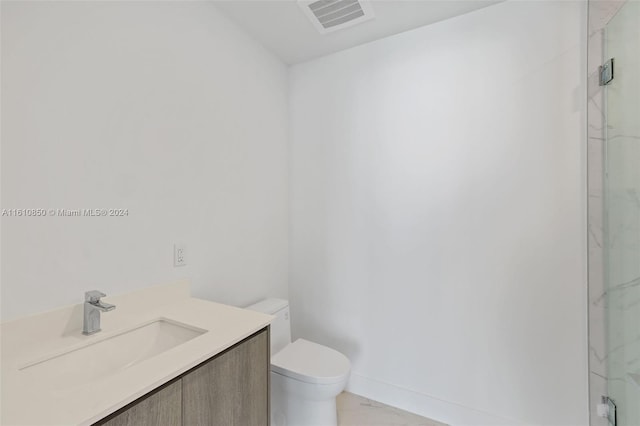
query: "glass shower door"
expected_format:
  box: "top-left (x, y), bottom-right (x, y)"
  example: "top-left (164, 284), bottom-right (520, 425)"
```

top-left (604, 1), bottom-right (640, 425)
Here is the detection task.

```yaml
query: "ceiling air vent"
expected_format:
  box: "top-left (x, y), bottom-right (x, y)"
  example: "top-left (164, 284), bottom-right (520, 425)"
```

top-left (298, 0), bottom-right (375, 34)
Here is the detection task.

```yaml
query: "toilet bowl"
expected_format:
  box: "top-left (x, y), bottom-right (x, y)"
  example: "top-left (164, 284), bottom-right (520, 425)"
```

top-left (246, 299), bottom-right (350, 426)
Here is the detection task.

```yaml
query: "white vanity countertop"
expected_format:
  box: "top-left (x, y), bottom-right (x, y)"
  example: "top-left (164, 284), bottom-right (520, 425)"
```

top-left (0, 281), bottom-right (273, 426)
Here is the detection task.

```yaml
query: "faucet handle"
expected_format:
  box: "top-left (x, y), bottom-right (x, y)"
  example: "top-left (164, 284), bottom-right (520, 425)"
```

top-left (85, 290), bottom-right (106, 303)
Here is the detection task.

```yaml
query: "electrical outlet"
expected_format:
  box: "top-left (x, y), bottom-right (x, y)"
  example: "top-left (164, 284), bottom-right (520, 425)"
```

top-left (174, 244), bottom-right (187, 267)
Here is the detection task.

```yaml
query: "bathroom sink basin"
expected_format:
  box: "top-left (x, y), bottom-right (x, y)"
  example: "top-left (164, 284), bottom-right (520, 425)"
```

top-left (19, 318), bottom-right (207, 389)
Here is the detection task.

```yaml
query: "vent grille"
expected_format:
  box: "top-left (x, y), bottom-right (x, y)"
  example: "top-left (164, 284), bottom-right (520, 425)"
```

top-left (299, 0), bottom-right (375, 34)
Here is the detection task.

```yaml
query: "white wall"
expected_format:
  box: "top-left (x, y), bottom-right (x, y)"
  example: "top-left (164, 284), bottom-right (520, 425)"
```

top-left (1, 1), bottom-right (289, 320)
top-left (289, 1), bottom-right (587, 425)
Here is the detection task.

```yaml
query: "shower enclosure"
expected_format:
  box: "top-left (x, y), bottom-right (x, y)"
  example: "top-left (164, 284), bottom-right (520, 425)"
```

top-left (588, 1), bottom-right (640, 426)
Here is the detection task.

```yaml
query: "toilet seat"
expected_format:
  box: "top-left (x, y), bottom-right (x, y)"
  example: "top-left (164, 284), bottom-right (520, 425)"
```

top-left (271, 338), bottom-right (351, 385)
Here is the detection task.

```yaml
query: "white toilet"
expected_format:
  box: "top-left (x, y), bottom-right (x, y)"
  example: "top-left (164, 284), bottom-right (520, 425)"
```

top-left (246, 298), bottom-right (351, 426)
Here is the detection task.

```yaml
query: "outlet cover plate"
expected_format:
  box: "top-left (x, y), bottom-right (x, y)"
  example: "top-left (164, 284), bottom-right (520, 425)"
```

top-left (174, 244), bottom-right (187, 267)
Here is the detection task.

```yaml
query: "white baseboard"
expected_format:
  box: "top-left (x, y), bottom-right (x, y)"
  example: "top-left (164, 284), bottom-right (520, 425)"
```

top-left (345, 373), bottom-right (525, 426)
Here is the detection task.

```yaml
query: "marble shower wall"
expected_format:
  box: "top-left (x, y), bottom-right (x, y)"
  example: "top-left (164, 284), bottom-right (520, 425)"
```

top-left (587, 2), bottom-right (634, 426)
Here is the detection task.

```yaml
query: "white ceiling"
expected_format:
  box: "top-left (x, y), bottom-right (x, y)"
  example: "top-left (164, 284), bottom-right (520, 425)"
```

top-left (214, 0), bottom-right (504, 64)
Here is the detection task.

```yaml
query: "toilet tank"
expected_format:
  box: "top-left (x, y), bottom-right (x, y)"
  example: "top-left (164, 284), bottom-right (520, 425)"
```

top-left (245, 298), bottom-right (291, 355)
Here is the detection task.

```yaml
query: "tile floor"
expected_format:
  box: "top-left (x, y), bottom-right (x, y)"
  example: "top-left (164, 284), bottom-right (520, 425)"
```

top-left (337, 392), bottom-right (447, 426)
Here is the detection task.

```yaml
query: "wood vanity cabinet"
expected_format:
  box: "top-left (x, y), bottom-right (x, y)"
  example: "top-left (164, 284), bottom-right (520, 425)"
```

top-left (97, 381), bottom-right (182, 426)
top-left (95, 327), bottom-right (269, 426)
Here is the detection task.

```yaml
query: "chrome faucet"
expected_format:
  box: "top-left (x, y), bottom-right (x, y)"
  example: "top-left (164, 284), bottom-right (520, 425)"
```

top-left (83, 290), bottom-right (115, 335)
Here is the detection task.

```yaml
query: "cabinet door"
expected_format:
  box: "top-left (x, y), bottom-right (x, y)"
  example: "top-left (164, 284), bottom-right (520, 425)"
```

top-left (99, 380), bottom-right (181, 426)
top-left (182, 329), bottom-right (269, 426)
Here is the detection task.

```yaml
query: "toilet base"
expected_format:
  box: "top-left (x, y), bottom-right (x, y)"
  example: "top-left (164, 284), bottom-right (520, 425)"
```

top-left (272, 392), bottom-right (337, 426)
top-left (271, 371), bottom-right (346, 426)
